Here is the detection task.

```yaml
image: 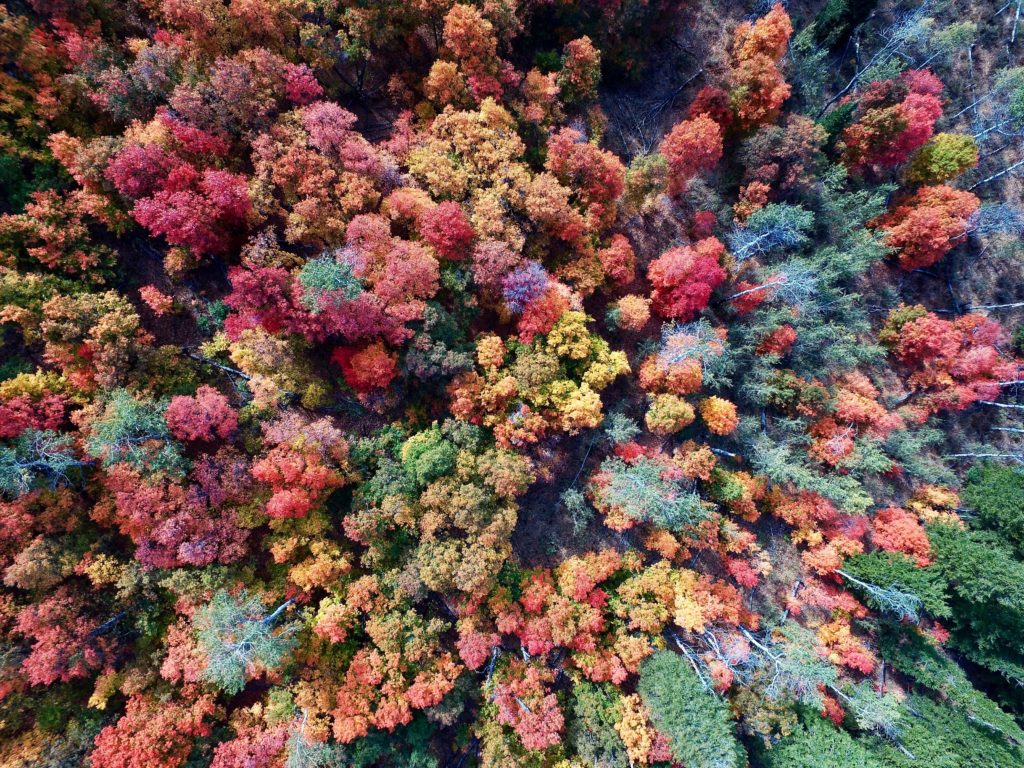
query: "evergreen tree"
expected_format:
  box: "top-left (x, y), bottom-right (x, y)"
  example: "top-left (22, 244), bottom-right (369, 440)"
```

top-left (760, 713), bottom-right (882, 768)
top-left (194, 590), bottom-right (298, 696)
top-left (962, 463), bottom-right (1024, 556)
top-left (637, 650), bottom-right (746, 768)
top-left (566, 680), bottom-right (629, 768)
top-left (0, 429), bottom-right (87, 498)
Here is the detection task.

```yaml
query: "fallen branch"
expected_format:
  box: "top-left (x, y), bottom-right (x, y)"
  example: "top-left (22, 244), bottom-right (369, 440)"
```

top-left (970, 158), bottom-right (1024, 190)
top-left (185, 351), bottom-right (252, 380)
top-left (965, 301), bottom-right (1024, 311)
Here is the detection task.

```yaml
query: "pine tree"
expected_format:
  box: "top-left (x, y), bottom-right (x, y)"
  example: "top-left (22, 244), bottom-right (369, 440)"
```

top-left (637, 650), bottom-right (746, 768)
top-left (194, 590), bottom-right (298, 695)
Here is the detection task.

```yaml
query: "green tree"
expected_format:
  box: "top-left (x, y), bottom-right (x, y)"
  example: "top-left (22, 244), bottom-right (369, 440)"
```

top-left (865, 695), bottom-right (1024, 768)
top-left (596, 456), bottom-right (708, 531)
top-left (194, 590), bottom-right (298, 696)
top-left (906, 134), bottom-right (978, 185)
top-left (560, 487), bottom-right (593, 536)
top-left (84, 389), bottom-right (187, 476)
top-left (637, 650), bottom-right (746, 768)
top-left (811, 0), bottom-right (879, 50)
top-left (760, 713), bottom-right (882, 768)
top-left (0, 429), bottom-right (88, 498)
top-left (400, 426), bottom-right (457, 488)
top-left (747, 622), bottom-right (837, 708)
top-left (602, 412), bottom-right (640, 445)
top-left (841, 551), bottom-right (950, 621)
top-left (727, 204), bottom-right (814, 262)
top-left (285, 724), bottom-right (347, 768)
top-left (298, 254), bottom-right (363, 314)
top-left (962, 463), bottom-right (1024, 556)
top-left (875, 621), bottom-right (1024, 744)
top-left (926, 523), bottom-right (1024, 695)
top-left (566, 680), bottom-right (629, 768)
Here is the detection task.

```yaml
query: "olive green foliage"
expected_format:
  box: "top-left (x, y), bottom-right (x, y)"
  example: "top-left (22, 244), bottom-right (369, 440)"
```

top-left (405, 303), bottom-right (475, 385)
top-left (1013, 324), bottom-right (1024, 356)
top-left (0, 154), bottom-right (63, 214)
top-left (342, 716), bottom-right (438, 768)
top-left (882, 424), bottom-right (957, 485)
top-left (400, 425), bottom-right (458, 488)
top-left (819, 101), bottom-right (856, 143)
top-left (566, 680), bottom-right (628, 768)
top-left (0, 355), bottom-right (32, 382)
top-left (789, 27), bottom-right (829, 108)
top-left (906, 134), bottom-right (978, 184)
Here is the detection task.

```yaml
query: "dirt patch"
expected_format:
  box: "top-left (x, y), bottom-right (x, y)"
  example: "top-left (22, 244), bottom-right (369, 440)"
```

top-left (511, 430), bottom-right (635, 568)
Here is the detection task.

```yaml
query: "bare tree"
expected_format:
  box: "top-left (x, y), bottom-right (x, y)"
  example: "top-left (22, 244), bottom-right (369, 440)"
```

top-left (837, 569), bottom-right (924, 622)
top-left (727, 204), bottom-right (814, 262)
top-left (817, 1), bottom-right (938, 116)
top-left (726, 261), bottom-right (819, 307)
top-left (967, 203), bottom-right (1024, 236)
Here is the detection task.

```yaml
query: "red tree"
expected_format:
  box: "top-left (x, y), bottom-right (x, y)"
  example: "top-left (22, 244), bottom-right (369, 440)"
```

top-left (876, 185), bottom-right (979, 270)
top-left (647, 237), bottom-right (727, 320)
top-left (840, 70), bottom-right (944, 169)
top-left (100, 461), bottom-right (251, 569)
top-left (492, 659), bottom-right (564, 750)
top-left (132, 166), bottom-right (250, 256)
top-left (15, 587), bottom-right (117, 686)
top-left (597, 234), bottom-right (636, 287)
top-left (660, 114), bottom-right (723, 195)
top-left (165, 386), bottom-right (238, 442)
top-left (89, 695), bottom-right (216, 768)
top-left (105, 144), bottom-right (179, 200)
top-left (210, 722), bottom-right (289, 768)
top-left (687, 86), bottom-right (734, 131)
top-left (0, 393), bottom-right (68, 439)
top-left (418, 201), bottom-right (475, 260)
top-left (545, 128), bottom-right (626, 232)
top-left (872, 506), bottom-right (932, 566)
top-left (882, 307), bottom-right (1016, 418)
top-left (332, 343), bottom-right (400, 394)
top-left (251, 415), bottom-right (350, 519)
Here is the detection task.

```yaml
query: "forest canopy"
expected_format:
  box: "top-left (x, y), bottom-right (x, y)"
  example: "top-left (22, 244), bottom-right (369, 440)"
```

top-left (3, 0), bottom-right (1024, 766)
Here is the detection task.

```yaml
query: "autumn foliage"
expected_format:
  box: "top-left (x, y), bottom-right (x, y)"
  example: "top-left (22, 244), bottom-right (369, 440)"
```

top-left (647, 237), bottom-right (727, 321)
top-left (660, 114), bottom-right (723, 195)
top-left (729, 3), bottom-right (793, 130)
top-left (2, 1), bottom-right (1022, 766)
top-left (875, 184), bottom-right (979, 270)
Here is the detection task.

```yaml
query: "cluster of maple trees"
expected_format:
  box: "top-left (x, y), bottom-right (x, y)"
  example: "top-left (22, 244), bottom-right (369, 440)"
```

top-left (2, 0), bottom-right (1024, 767)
